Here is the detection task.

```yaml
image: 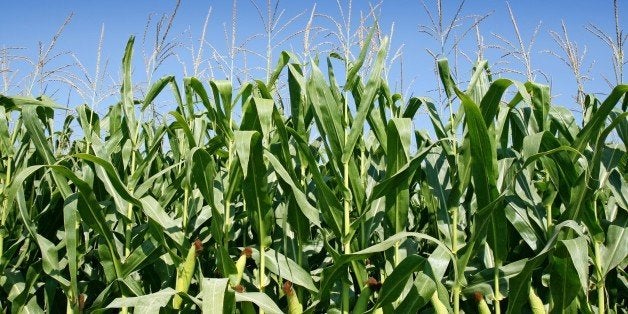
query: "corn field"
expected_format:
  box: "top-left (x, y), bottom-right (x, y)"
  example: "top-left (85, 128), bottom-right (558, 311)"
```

top-left (0, 30), bottom-right (627, 313)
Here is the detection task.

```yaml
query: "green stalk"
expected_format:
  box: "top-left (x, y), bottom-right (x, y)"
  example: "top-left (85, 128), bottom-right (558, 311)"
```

top-left (0, 156), bottom-right (11, 259)
top-left (341, 64), bottom-right (352, 314)
top-left (0, 119), bottom-right (19, 248)
top-left (124, 151), bottom-right (137, 258)
top-left (66, 296), bottom-right (73, 314)
top-left (494, 261), bottom-right (502, 314)
top-left (597, 280), bottom-right (605, 314)
top-left (342, 132), bottom-right (351, 314)
top-left (258, 205), bottom-right (267, 314)
top-left (451, 208), bottom-right (458, 254)
top-left (342, 109), bottom-right (350, 256)
top-left (594, 241), bottom-right (605, 314)
top-left (343, 165), bottom-right (350, 256)
top-left (224, 125), bottom-right (234, 247)
top-left (360, 148), bottom-right (367, 248)
top-left (0, 228), bottom-right (3, 265)
top-left (121, 146), bottom-right (137, 314)
top-left (451, 206), bottom-right (460, 314)
top-left (447, 96), bottom-right (462, 314)
top-left (546, 203), bottom-right (552, 231)
top-left (182, 187), bottom-right (189, 230)
top-left (452, 284), bottom-right (460, 314)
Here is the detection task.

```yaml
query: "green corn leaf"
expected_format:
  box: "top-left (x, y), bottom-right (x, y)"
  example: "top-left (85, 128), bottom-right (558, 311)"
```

top-left (504, 196), bottom-right (541, 251)
top-left (351, 80), bottom-right (389, 152)
top-left (265, 151), bottom-right (321, 227)
top-left (184, 77), bottom-right (231, 137)
top-left (139, 196), bottom-right (185, 245)
top-left (395, 272), bottom-right (437, 313)
top-left (549, 243), bottom-right (582, 311)
top-left (107, 288), bottom-right (177, 312)
top-left (253, 97), bottom-right (275, 140)
top-left (170, 110), bottom-right (197, 148)
top-left (209, 80), bottom-right (233, 127)
top-left (73, 153), bottom-right (142, 204)
top-left (506, 220), bottom-right (583, 314)
top-left (287, 63), bottom-right (307, 134)
top-left (307, 61), bottom-right (345, 165)
top-left (376, 255), bottom-right (427, 307)
top-left (341, 37), bottom-right (388, 164)
top-left (63, 194), bottom-right (79, 310)
top-left (267, 51), bottom-right (297, 90)
top-left (344, 26), bottom-right (375, 91)
top-left (201, 278), bottom-right (233, 314)
top-left (370, 141), bottom-right (437, 202)
top-left (13, 187), bottom-right (69, 288)
top-left (568, 112), bottom-right (628, 240)
top-left (10, 164), bottom-right (124, 280)
top-left (142, 75), bottom-right (184, 113)
top-left (437, 59), bottom-right (455, 99)
top-left (288, 127), bottom-right (344, 238)
top-left (252, 248), bottom-right (318, 293)
top-left (235, 131), bottom-right (273, 246)
top-left (10, 262), bottom-right (42, 313)
top-left (455, 87), bottom-right (505, 263)
top-left (463, 259), bottom-right (528, 296)
top-left (22, 107), bottom-right (72, 197)
top-left (191, 148), bottom-right (216, 207)
top-left (601, 212), bottom-right (628, 276)
top-left (560, 236), bottom-right (589, 293)
top-left (0, 94), bottom-right (66, 110)
top-left (527, 83), bottom-right (551, 132)
top-left (121, 238), bottom-right (163, 277)
top-left (574, 85), bottom-right (628, 152)
top-left (479, 78), bottom-right (529, 124)
top-left (0, 106), bottom-right (12, 157)
top-left (384, 118), bottom-right (412, 234)
top-left (319, 231), bottom-right (451, 302)
top-left (235, 292), bottom-right (283, 314)
top-left (121, 36), bottom-right (138, 146)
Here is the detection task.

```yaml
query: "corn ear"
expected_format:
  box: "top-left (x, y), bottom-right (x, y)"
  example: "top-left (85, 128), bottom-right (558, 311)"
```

top-left (529, 288), bottom-right (546, 314)
top-left (234, 247), bottom-right (252, 286)
top-left (430, 291), bottom-right (448, 314)
top-left (478, 299), bottom-right (491, 314)
top-left (173, 240), bottom-right (201, 309)
top-left (283, 281), bottom-right (303, 314)
top-left (473, 292), bottom-right (491, 314)
top-left (353, 278), bottom-right (380, 313)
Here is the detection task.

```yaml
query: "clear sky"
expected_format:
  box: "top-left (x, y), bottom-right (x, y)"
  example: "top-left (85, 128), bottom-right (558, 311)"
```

top-left (1, 0), bottom-right (626, 118)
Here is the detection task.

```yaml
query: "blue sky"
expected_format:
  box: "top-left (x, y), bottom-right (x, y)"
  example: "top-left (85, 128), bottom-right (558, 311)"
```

top-left (1, 0), bottom-right (626, 117)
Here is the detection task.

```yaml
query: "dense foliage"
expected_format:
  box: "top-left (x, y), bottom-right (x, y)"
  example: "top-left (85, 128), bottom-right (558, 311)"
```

top-left (0, 34), bottom-right (627, 313)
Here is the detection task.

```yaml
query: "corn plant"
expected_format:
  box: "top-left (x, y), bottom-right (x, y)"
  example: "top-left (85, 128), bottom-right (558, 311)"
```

top-left (0, 30), bottom-right (626, 314)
